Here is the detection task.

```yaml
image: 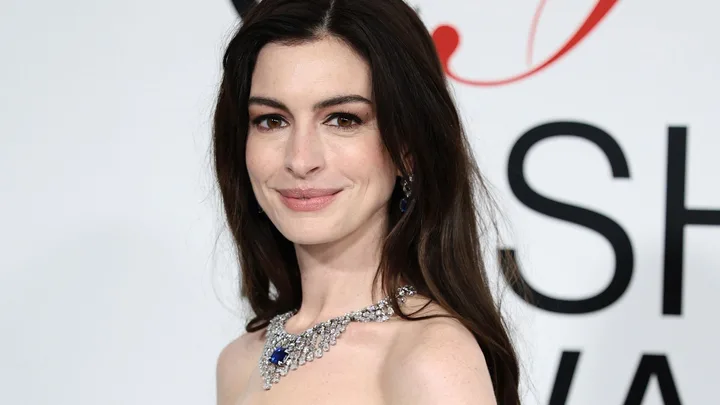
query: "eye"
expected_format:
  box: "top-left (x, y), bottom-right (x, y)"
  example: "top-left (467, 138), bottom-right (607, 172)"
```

top-left (324, 113), bottom-right (362, 130)
top-left (252, 115), bottom-right (288, 131)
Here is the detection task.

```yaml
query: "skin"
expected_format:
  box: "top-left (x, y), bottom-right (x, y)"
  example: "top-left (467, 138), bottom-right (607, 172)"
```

top-left (216, 36), bottom-right (497, 405)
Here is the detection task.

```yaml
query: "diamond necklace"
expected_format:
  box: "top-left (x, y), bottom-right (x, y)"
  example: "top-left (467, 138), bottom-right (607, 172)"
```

top-left (258, 285), bottom-right (416, 390)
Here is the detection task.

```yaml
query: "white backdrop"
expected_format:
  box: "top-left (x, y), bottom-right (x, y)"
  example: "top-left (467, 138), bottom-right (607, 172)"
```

top-left (1, 0), bottom-right (717, 404)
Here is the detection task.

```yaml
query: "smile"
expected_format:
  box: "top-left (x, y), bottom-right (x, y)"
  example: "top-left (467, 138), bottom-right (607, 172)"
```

top-left (277, 188), bottom-right (342, 212)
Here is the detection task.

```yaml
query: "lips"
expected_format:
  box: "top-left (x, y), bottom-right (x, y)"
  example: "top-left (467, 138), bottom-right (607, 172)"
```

top-left (277, 188), bottom-right (342, 199)
top-left (276, 188), bottom-right (342, 212)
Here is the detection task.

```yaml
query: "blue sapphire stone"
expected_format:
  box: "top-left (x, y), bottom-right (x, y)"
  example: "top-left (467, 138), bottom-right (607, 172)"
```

top-left (399, 198), bottom-right (408, 213)
top-left (269, 347), bottom-right (288, 365)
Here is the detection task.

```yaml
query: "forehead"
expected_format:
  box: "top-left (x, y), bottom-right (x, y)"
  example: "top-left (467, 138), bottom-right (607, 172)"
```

top-left (250, 36), bottom-right (372, 101)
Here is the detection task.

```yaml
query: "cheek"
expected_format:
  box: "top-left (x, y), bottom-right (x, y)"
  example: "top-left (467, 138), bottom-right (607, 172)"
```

top-left (245, 137), bottom-right (277, 182)
top-left (335, 136), bottom-right (396, 190)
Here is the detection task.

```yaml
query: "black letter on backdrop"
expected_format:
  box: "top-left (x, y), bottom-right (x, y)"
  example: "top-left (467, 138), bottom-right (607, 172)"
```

top-left (623, 354), bottom-right (682, 405)
top-left (548, 351), bottom-right (581, 405)
top-left (503, 122), bottom-right (633, 313)
top-left (663, 126), bottom-right (720, 315)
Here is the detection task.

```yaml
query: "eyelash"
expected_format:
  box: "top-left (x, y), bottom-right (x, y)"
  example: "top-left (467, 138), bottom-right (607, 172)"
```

top-left (250, 112), bottom-right (364, 132)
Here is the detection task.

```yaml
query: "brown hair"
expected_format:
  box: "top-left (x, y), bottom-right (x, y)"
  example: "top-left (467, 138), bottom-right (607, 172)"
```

top-left (212, 0), bottom-right (522, 403)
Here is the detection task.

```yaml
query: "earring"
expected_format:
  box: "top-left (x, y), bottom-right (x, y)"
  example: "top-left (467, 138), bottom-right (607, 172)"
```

top-left (399, 174), bottom-right (413, 213)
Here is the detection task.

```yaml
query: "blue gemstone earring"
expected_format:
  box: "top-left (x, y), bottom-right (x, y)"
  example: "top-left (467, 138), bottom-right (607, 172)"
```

top-left (399, 174), bottom-right (413, 213)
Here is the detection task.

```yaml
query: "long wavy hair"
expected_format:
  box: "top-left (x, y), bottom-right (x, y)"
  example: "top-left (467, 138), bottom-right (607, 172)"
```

top-left (212, 0), bottom-right (522, 402)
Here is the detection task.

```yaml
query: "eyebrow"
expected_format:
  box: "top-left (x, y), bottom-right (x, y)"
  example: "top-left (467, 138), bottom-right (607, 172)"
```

top-left (247, 94), bottom-right (373, 113)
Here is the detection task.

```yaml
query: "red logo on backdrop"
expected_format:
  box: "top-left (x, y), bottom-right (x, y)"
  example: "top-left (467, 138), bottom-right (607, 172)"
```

top-left (431, 0), bottom-right (619, 86)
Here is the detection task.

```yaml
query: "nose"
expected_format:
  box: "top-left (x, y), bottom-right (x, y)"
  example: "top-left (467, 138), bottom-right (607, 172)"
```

top-left (283, 122), bottom-right (325, 178)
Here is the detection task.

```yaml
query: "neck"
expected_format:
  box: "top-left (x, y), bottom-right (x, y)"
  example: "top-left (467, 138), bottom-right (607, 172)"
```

top-left (286, 208), bottom-right (389, 332)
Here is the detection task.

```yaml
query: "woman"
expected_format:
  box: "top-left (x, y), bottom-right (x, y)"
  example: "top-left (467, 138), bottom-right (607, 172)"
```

top-left (213, 0), bottom-right (522, 404)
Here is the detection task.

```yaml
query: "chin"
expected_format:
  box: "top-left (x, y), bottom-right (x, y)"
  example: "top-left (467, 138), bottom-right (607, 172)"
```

top-left (277, 224), bottom-right (342, 246)
top-left (266, 213), bottom-right (341, 245)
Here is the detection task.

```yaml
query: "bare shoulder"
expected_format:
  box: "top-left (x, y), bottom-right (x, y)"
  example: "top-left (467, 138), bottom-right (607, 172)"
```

top-left (216, 327), bottom-right (266, 405)
top-left (382, 298), bottom-right (497, 405)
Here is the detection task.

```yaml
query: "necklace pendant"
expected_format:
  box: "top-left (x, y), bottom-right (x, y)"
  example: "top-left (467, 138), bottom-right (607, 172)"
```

top-left (269, 347), bottom-right (288, 366)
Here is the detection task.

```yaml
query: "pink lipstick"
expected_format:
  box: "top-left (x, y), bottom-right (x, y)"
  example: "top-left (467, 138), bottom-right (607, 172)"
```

top-left (277, 188), bottom-right (342, 212)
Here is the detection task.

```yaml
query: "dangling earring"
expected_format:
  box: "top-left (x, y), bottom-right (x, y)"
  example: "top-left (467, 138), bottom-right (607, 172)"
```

top-left (399, 173), bottom-right (413, 213)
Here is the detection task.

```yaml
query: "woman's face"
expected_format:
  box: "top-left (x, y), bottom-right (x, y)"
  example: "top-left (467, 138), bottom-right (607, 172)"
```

top-left (246, 36), bottom-right (398, 246)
